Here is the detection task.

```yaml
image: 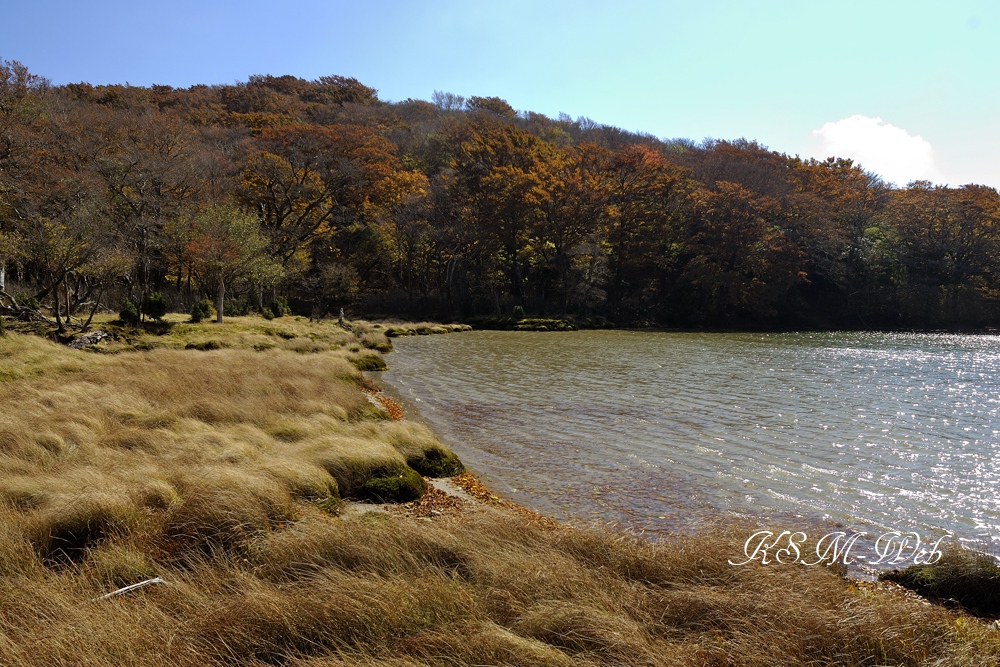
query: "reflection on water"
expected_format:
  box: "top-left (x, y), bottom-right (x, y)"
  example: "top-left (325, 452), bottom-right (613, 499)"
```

top-left (379, 330), bottom-right (1000, 547)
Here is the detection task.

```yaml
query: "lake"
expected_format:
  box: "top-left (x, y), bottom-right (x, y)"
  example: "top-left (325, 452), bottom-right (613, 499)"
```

top-left (378, 330), bottom-right (1000, 552)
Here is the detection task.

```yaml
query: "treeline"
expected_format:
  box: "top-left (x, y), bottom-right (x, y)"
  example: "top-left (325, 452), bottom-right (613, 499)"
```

top-left (2, 59), bottom-right (1000, 330)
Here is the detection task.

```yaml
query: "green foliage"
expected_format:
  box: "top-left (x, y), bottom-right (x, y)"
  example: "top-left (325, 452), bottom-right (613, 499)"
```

top-left (186, 205), bottom-right (282, 324)
top-left (512, 305), bottom-right (525, 319)
top-left (190, 299), bottom-right (214, 323)
top-left (271, 295), bottom-right (290, 317)
top-left (261, 308), bottom-right (275, 320)
top-left (223, 298), bottom-right (251, 317)
top-left (17, 292), bottom-right (40, 311)
top-left (358, 466), bottom-right (426, 503)
top-left (142, 292), bottom-right (167, 321)
top-left (119, 300), bottom-right (140, 327)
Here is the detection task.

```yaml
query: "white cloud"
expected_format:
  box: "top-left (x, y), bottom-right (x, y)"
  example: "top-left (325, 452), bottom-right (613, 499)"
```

top-left (812, 115), bottom-right (942, 186)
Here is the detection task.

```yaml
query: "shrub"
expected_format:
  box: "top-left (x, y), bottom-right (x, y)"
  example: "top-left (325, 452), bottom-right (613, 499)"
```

top-left (261, 308), bottom-right (275, 320)
top-left (190, 298), bottom-right (214, 323)
top-left (512, 304), bottom-right (525, 319)
top-left (119, 300), bottom-right (140, 327)
top-left (16, 291), bottom-right (39, 310)
top-left (272, 295), bottom-right (290, 317)
top-left (359, 331), bottom-right (392, 352)
top-left (358, 467), bottom-right (426, 503)
top-left (142, 292), bottom-right (168, 321)
top-left (223, 298), bottom-right (251, 317)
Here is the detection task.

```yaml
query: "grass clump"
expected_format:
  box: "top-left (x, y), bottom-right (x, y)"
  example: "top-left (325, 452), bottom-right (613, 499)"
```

top-left (358, 466), bottom-right (426, 503)
top-left (184, 339), bottom-right (224, 351)
top-left (467, 315), bottom-right (575, 331)
top-left (350, 352), bottom-right (388, 371)
top-left (881, 546), bottom-right (1000, 617)
top-left (407, 447), bottom-right (464, 477)
top-left (30, 493), bottom-right (142, 562)
top-left (380, 421), bottom-right (465, 477)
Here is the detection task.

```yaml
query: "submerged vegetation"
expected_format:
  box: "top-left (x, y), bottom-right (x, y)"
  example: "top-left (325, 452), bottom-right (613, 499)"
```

top-left (0, 317), bottom-right (994, 664)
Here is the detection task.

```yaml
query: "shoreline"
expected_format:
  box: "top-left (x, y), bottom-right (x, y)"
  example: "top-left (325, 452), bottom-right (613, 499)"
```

top-left (0, 315), bottom-right (997, 664)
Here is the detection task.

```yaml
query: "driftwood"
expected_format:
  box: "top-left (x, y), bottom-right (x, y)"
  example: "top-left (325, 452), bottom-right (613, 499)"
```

top-left (92, 577), bottom-right (166, 602)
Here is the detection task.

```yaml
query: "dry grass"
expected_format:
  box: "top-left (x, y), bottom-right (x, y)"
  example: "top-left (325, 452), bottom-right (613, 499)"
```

top-left (0, 320), bottom-right (997, 665)
top-left (0, 322), bottom-right (448, 562)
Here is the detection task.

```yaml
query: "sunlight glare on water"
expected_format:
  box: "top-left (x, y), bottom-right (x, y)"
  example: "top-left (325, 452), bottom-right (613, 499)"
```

top-left (379, 331), bottom-right (1000, 547)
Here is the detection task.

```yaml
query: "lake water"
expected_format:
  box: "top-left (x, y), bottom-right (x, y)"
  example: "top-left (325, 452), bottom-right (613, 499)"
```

top-left (378, 330), bottom-right (1000, 552)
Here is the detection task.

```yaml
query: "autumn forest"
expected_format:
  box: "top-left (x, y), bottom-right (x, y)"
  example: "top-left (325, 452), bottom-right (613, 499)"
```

top-left (2, 60), bottom-right (999, 330)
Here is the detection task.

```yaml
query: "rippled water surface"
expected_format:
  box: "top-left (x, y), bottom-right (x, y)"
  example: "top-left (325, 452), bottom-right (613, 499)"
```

top-left (379, 331), bottom-right (1000, 546)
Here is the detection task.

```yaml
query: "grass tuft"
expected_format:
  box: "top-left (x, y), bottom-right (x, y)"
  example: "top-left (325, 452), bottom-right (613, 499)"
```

top-left (350, 352), bottom-right (388, 371)
top-left (31, 493), bottom-right (142, 562)
top-left (881, 546), bottom-right (1000, 617)
top-left (358, 466), bottom-right (426, 503)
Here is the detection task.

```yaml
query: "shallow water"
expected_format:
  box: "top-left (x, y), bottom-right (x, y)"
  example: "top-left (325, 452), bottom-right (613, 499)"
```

top-left (379, 330), bottom-right (1000, 549)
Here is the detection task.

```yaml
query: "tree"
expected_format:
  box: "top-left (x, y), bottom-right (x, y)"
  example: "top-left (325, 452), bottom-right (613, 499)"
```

top-left (240, 124), bottom-right (401, 266)
top-left (185, 206), bottom-right (281, 323)
top-left (881, 182), bottom-right (1000, 325)
top-left (681, 181), bottom-right (804, 323)
top-left (591, 144), bottom-right (690, 320)
top-left (448, 115), bottom-right (556, 310)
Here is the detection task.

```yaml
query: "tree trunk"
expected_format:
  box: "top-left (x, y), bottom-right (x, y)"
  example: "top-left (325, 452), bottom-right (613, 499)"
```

top-left (82, 286), bottom-right (104, 332)
top-left (52, 279), bottom-right (64, 333)
top-left (216, 276), bottom-right (225, 324)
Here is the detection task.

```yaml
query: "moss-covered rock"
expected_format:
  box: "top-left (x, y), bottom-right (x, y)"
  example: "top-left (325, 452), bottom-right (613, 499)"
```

top-left (469, 316), bottom-right (575, 331)
top-left (407, 447), bottom-right (465, 478)
top-left (880, 547), bottom-right (1000, 617)
top-left (358, 467), bottom-right (426, 503)
top-left (350, 353), bottom-right (387, 371)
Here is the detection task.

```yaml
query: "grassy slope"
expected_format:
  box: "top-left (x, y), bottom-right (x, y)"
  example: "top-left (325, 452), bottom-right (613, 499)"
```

top-left (0, 316), bottom-right (997, 666)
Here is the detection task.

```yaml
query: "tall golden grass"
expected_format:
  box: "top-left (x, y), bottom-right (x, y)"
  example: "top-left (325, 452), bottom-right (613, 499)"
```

top-left (0, 319), bottom-right (996, 665)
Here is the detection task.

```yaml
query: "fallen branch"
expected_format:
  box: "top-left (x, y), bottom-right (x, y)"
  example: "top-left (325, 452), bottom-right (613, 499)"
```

top-left (0, 288), bottom-right (80, 329)
top-left (92, 577), bottom-right (166, 602)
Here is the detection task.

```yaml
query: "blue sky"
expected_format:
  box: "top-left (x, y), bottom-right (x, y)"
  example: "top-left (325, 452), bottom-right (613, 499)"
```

top-left (3, 0), bottom-right (999, 188)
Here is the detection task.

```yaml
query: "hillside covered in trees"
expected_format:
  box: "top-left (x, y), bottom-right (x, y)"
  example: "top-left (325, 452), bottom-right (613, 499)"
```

top-left (2, 59), bottom-right (999, 330)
